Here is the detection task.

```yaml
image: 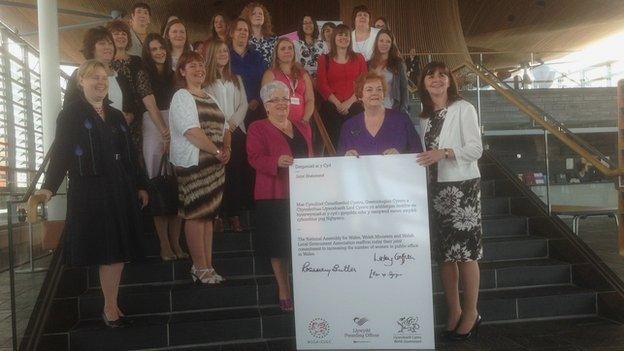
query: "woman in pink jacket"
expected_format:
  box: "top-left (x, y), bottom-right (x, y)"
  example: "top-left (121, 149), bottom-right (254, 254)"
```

top-left (247, 80), bottom-right (313, 311)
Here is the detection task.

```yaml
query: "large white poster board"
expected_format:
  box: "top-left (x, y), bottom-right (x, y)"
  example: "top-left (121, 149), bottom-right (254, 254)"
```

top-left (290, 154), bottom-right (435, 350)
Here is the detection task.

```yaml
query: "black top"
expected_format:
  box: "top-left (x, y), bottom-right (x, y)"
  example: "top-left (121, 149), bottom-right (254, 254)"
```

top-left (146, 68), bottom-right (175, 111)
top-left (282, 126), bottom-right (308, 158)
top-left (43, 97), bottom-right (148, 194)
top-left (111, 55), bottom-right (153, 114)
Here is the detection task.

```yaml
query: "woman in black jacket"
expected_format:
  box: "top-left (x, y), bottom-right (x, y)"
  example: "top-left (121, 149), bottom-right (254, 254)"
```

top-left (34, 60), bottom-right (149, 328)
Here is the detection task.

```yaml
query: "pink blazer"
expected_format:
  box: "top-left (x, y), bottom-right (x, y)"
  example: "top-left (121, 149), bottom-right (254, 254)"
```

top-left (246, 118), bottom-right (314, 200)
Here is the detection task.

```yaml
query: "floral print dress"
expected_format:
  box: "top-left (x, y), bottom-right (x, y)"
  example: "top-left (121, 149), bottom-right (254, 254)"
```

top-left (424, 108), bottom-right (483, 262)
top-left (295, 39), bottom-right (327, 78)
top-left (250, 35), bottom-right (278, 67)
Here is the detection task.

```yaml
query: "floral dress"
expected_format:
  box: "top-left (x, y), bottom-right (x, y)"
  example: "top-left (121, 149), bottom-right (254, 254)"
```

top-left (424, 108), bottom-right (483, 262)
top-left (295, 39), bottom-right (327, 78)
top-left (249, 35), bottom-right (278, 67)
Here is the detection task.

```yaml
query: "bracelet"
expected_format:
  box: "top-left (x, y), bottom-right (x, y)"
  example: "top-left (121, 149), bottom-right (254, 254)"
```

top-left (214, 149), bottom-right (221, 156)
top-left (444, 148), bottom-right (449, 159)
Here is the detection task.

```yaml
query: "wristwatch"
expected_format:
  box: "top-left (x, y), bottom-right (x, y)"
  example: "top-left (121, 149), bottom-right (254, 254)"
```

top-left (444, 149), bottom-right (450, 159)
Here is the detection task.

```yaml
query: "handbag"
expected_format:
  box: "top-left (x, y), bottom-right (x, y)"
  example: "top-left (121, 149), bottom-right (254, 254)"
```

top-left (147, 154), bottom-right (179, 216)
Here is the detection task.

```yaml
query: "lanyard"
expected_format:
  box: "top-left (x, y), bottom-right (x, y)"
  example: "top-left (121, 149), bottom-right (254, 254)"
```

top-left (282, 71), bottom-right (298, 94)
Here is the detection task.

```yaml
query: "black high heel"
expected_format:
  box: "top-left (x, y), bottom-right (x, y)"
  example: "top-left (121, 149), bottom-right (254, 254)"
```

top-left (440, 318), bottom-right (461, 340)
top-left (449, 315), bottom-right (482, 341)
top-left (102, 312), bottom-right (128, 328)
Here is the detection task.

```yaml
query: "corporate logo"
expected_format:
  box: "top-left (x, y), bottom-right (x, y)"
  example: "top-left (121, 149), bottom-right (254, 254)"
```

top-left (345, 316), bottom-right (379, 343)
top-left (393, 316), bottom-right (422, 344)
top-left (396, 316), bottom-right (421, 333)
top-left (353, 317), bottom-right (369, 326)
top-left (308, 318), bottom-right (330, 339)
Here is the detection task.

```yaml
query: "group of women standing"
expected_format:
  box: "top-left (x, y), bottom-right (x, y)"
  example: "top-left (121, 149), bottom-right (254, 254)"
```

top-left (33, 1), bottom-right (484, 341)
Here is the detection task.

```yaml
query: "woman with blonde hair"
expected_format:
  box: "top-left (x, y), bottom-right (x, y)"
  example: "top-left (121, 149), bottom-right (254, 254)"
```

top-left (35, 60), bottom-right (149, 327)
top-left (240, 2), bottom-right (277, 67)
top-left (203, 39), bottom-right (251, 232)
top-left (262, 37), bottom-right (314, 140)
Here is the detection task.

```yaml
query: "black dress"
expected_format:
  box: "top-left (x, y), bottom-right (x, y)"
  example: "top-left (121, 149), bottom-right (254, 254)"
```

top-left (42, 97), bottom-right (149, 266)
top-left (111, 55), bottom-right (154, 155)
top-left (254, 126), bottom-right (308, 259)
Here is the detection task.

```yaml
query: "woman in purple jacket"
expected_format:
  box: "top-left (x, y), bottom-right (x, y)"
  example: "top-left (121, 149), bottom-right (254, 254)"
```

top-left (337, 71), bottom-right (422, 156)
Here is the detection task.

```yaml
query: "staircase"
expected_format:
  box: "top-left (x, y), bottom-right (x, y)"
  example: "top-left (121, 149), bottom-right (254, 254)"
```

top-left (36, 152), bottom-right (624, 351)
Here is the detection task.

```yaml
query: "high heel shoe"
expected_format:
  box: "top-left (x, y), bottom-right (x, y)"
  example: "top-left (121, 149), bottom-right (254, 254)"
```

top-left (174, 250), bottom-right (189, 260)
top-left (190, 266), bottom-right (224, 284)
top-left (102, 312), bottom-right (127, 328)
top-left (440, 318), bottom-right (461, 340)
top-left (160, 250), bottom-right (177, 261)
top-left (449, 315), bottom-right (482, 341)
top-left (279, 298), bottom-right (294, 312)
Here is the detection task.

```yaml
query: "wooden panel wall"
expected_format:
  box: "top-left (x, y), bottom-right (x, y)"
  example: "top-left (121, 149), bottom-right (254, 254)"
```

top-left (338, 0), bottom-right (471, 69)
top-left (0, 0), bottom-right (340, 64)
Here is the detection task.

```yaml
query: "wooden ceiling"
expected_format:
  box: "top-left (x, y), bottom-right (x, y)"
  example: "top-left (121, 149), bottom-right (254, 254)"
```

top-left (1, 0), bottom-right (624, 69)
top-left (459, 0), bottom-right (624, 68)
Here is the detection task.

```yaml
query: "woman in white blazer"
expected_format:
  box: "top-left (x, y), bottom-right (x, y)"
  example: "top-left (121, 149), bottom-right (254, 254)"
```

top-left (416, 62), bottom-right (483, 341)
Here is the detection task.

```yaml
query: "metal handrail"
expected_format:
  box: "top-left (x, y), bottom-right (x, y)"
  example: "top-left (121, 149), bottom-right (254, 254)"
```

top-left (474, 62), bottom-right (616, 169)
top-left (462, 60), bottom-right (623, 177)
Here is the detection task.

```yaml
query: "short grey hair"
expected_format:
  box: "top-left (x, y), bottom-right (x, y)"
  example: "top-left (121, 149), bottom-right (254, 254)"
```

top-left (260, 80), bottom-right (290, 104)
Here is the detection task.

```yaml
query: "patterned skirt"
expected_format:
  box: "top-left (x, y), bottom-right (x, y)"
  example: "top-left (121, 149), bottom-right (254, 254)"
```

top-left (429, 177), bottom-right (483, 262)
top-left (174, 92), bottom-right (227, 220)
top-left (175, 153), bottom-right (225, 220)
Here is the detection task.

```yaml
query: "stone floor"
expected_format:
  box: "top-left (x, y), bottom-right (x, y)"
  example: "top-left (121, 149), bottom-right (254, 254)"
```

top-left (0, 218), bottom-right (622, 351)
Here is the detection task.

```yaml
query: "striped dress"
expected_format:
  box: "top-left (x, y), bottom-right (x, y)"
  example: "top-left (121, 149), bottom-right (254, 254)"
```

top-left (174, 94), bottom-right (226, 220)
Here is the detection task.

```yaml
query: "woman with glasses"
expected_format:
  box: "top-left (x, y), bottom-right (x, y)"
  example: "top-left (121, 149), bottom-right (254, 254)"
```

top-left (247, 81), bottom-right (313, 311)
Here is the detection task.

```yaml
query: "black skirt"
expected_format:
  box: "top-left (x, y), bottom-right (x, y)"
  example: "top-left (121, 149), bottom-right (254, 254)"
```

top-left (253, 199), bottom-right (291, 258)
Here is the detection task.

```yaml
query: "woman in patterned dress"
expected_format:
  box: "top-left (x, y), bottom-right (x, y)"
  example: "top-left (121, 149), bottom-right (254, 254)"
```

top-left (294, 15), bottom-right (327, 80)
top-left (240, 2), bottom-right (278, 67)
top-left (416, 62), bottom-right (484, 340)
top-left (169, 52), bottom-right (231, 284)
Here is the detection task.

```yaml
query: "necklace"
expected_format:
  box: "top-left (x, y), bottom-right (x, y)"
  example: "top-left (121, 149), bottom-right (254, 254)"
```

top-left (93, 105), bottom-right (105, 118)
top-left (270, 118), bottom-right (291, 134)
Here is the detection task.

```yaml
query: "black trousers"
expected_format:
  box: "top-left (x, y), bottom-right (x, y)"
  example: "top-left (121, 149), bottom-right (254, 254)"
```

top-left (318, 100), bottom-right (363, 152)
top-left (222, 127), bottom-right (255, 216)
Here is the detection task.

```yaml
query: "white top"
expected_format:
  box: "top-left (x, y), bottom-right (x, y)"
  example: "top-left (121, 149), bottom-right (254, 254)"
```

top-left (107, 74), bottom-right (123, 112)
top-left (171, 55), bottom-right (180, 72)
top-left (167, 89), bottom-right (203, 168)
top-left (351, 27), bottom-right (380, 61)
top-left (381, 67), bottom-right (394, 109)
top-left (204, 76), bottom-right (248, 133)
top-left (128, 29), bottom-right (144, 57)
top-left (419, 99), bottom-right (483, 182)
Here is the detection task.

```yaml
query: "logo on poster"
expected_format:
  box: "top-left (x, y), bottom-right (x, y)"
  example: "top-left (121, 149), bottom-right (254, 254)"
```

top-left (308, 318), bottom-right (330, 339)
top-left (353, 317), bottom-right (369, 326)
top-left (393, 316), bottom-right (422, 344)
top-left (344, 316), bottom-right (379, 342)
top-left (396, 316), bottom-right (420, 333)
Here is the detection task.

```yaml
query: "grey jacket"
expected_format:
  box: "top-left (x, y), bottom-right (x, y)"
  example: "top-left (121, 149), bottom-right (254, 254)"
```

top-left (370, 61), bottom-right (410, 114)
top-left (392, 61), bottom-right (410, 114)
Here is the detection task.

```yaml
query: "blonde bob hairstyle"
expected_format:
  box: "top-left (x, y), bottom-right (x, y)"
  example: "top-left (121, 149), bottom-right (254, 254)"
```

top-left (76, 59), bottom-right (108, 90)
top-left (354, 71), bottom-right (387, 99)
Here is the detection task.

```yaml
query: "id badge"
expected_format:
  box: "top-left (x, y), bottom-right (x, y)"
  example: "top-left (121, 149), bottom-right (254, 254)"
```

top-left (290, 97), bottom-right (301, 105)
